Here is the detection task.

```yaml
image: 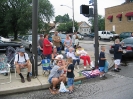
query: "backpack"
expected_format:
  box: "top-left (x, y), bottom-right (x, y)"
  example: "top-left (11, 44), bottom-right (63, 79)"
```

top-left (17, 53), bottom-right (27, 63)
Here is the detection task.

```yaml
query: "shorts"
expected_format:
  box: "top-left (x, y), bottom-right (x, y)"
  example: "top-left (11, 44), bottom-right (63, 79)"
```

top-left (114, 59), bottom-right (121, 65)
top-left (67, 78), bottom-right (74, 87)
top-left (99, 67), bottom-right (104, 72)
top-left (57, 47), bottom-right (61, 52)
top-left (48, 77), bottom-right (53, 84)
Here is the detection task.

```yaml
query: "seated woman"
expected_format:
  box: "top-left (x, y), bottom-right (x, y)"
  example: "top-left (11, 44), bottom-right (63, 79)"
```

top-left (51, 47), bottom-right (64, 65)
top-left (76, 46), bottom-right (91, 69)
top-left (48, 60), bottom-right (67, 94)
top-left (66, 47), bottom-right (80, 69)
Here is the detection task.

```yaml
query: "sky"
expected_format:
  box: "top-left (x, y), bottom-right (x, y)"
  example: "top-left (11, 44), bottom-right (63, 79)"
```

top-left (49, 0), bottom-right (125, 22)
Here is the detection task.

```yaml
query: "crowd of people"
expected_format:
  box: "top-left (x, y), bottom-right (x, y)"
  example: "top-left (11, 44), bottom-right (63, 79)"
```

top-left (14, 31), bottom-right (125, 94)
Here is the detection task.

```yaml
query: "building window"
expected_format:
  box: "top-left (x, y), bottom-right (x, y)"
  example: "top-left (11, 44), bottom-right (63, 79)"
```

top-left (84, 29), bottom-right (86, 32)
top-left (119, 17), bottom-right (122, 21)
top-left (110, 18), bottom-right (113, 22)
top-left (127, 16), bottom-right (133, 21)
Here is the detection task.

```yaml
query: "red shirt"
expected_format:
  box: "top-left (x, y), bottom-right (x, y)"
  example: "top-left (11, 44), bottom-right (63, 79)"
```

top-left (43, 38), bottom-right (52, 55)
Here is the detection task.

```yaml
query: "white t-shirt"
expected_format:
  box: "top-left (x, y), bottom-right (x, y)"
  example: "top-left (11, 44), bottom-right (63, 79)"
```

top-left (66, 52), bottom-right (77, 60)
top-left (14, 53), bottom-right (29, 63)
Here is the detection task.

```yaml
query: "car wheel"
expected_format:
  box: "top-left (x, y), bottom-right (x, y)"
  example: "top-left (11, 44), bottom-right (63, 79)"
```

top-left (99, 36), bottom-right (101, 40)
top-left (60, 42), bottom-right (64, 50)
top-left (109, 37), bottom-right (113, 41)
top-left (29, 45), bottom-right (32, 53)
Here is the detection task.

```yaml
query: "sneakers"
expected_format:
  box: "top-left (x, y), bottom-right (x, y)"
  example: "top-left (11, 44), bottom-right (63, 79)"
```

top-left (21, 78), bottom-right (25, 83)
top-left (114, 69), bottom-right (119, 72)
top-left (100, 76), bottom-right (106, 80)
top-left (117, 68), bottom-right (121, 70)
top-left (27, 76), bottom-right (31, 82)
top-left (84, 67), bottom-right (87, 69)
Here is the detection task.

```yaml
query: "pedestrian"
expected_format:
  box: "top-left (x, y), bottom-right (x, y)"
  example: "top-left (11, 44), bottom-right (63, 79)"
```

top-left (64, 34), bottom-right (72, 54)
top-left (52, 31), bottom-right (61, 53)
top-left (72, 32), bottom-right (76, 47)
top-left (38, 34), bottom-right (44, 55)
top-left (113, 39), bottom-right (123, 72)
top-left (43, 34), bottom-right (52, 59)
top-left (131, 32), bottom-right (133, 37)
top-left (65, 57), bottom-right (75, 94)
top-left (76, 46), bottom-right (91, 69)
top-left (14, 48), bottom-right (31, 83)
top-left (74, 33), bottom-right (79, 49)
top-left (99, 46), bottom-right (107, 80)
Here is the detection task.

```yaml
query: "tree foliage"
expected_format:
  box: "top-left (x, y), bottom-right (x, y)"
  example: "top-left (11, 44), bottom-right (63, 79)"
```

top-left (57, 21), bottom-right (78, 33)
top-left (55, 14), bottom-right (72, 23)
top-left (89, 15), bottom-right (105, 32)
top-left (0, 0), bottom-right (54, 40)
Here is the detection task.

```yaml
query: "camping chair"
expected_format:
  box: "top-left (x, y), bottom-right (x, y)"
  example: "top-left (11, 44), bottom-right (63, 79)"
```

top-left (0, 55), bottom-right (11, 84)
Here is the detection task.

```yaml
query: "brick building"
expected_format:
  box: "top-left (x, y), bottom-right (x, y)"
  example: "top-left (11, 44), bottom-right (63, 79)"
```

top-left (105, 0), bottom-right (133, 34)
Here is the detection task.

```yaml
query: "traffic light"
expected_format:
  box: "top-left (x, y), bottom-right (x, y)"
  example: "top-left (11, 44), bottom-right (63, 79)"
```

top-left (80, 5), bottom-right (89, 14)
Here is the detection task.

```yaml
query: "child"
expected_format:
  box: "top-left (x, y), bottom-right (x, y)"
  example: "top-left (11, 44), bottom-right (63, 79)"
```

top-left (114, 39), bottom-right (123, 72)
top-left (99, 46), bottom-right (107, 80)
top-left (65, 57), bottom-right (75, 94)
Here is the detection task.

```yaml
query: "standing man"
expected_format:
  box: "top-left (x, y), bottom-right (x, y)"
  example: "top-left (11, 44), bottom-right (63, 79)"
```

top-left (52, 31), bottom-right (61, 53)
top-left (38, 34), bottom-right (44, 55)
top-left (72, 32), bottom-right (76, 47)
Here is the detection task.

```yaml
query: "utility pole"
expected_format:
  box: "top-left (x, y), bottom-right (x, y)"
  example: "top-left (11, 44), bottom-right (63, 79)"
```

top-left (94, 0), bottom-right (99, 67)
top-left (32, 0), bottom-right (38, 76)
top-left (72, 0), bottom-right (75, 33)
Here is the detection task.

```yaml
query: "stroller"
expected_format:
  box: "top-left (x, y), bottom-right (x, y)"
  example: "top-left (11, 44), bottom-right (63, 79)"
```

top-left (6, 46), bottom-right (17, 73)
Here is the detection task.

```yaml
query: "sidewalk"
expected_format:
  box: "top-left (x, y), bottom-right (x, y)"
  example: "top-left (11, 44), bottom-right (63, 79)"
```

top-left (0, 51), bottom-right (114, 95)
top-left (79, 40), bottom-right (114, 45)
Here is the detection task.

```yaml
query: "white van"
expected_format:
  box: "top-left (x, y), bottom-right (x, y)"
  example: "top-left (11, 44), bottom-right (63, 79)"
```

top-left (98, 31), bottom-right (118, 40)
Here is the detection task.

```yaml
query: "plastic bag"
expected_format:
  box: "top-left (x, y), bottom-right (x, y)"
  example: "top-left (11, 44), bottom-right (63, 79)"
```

top-left (59, 81), bottom-right (69, 93)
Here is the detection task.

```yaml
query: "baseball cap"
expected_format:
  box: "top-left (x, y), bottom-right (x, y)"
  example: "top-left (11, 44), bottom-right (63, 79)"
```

top-left (19, 48), bottom-right (25, 53)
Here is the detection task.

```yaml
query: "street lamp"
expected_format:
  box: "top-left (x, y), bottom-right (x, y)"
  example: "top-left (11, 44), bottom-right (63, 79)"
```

top-left (60, 0), bottom-right (75, 33)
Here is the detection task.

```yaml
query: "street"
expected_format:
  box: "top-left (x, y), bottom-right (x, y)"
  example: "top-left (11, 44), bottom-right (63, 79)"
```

top-left (1, 39), bottom-right (133, 99)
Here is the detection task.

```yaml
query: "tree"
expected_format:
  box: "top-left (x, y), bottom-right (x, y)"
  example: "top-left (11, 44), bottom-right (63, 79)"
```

top-left (0, 0), bottom-right (54, 40)
top-left (89, 15), bottom-right (105, 32)
top-left (57, 21), bottom-right (78, 33)
top-left (55, 14), bottom-right (72, 23)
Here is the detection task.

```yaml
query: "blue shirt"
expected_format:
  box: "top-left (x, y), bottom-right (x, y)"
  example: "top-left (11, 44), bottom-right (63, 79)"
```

top-left (114, 44), bottom-right (122, 59)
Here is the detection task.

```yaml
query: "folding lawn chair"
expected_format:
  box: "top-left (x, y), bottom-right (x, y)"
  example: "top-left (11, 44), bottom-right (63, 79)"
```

top-left (42, 58), bottom-right (52, 76)
top-left (0, 54), bottom-right (11, 84)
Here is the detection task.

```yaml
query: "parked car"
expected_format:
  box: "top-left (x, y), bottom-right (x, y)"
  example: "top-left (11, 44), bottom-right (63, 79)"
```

top-left (109, 37), bottom-right (133, 58)
top-left (0, 36), bottom-right (11, 42)
top-left (88, 33), bottom-right (95, 38)
top-left (77, 34), bottom-right (84, 40)
top-left (0, 40), bottom-right (22, 51)
top-left (21, 35), bottom-right (40, 52)
top-left (119, 32), bottom-right (133, 40)
top-left (98, 31), bottom-right (119, 41)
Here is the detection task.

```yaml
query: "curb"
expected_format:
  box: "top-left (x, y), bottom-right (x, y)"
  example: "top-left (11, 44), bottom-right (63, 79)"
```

top-left (0, 63), bottom-right (114, 95)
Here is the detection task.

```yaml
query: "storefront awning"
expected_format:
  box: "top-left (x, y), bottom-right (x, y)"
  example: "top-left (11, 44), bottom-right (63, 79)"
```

top-left (125, 12), bottom-right (133, 17)
top-left (116, 14), bottom-right (122, 18)
top-left (107, 15), bottom-right (113, 19)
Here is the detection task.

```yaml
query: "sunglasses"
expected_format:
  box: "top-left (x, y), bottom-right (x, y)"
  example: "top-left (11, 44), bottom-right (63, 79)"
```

top-left (58, 61), bottom-right (62, 63)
